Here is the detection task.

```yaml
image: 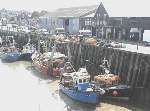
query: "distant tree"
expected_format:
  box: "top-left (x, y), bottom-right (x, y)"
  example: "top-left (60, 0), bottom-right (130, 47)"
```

top-left (31, 10), bottom-right (48, 18)
top-left (9, 17), bottom-right (15, 22)
top-left (31, 11), bottom-right (40, 18)
top-left (40, 10), bottom-right (48, 16)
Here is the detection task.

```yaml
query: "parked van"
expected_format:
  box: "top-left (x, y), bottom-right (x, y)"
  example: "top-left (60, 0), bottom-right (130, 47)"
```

top-left (55, 28), bottom-right (65, 35)
top-left (79, 29), bottom-right (92, 37)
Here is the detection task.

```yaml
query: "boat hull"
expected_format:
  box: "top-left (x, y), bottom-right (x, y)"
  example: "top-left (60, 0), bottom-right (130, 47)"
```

top-left (32, 60), bottom-right (61, 77)
top-left (33, 61), bottom-right (49, 75)
top-left (1, 52), bottom-right (21, 62)
top-left (19, 53), bottom-right (32, 61)
top-left (59, 84), bottom-right (98, 104)
top-left (103, 85), bottom-right (131, 97)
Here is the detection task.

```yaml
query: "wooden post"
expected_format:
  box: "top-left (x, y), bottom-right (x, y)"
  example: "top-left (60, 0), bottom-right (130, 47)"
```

top-left (37, 34), bottom-right (40, 52)
top-left (118, 51), bottom-right (124, 77)
top-left (113, 27), bottom-right (116, 40)
top-left (143, 63), bottom-right (150, 87)
top-left (114, 50), bottom-right (120, 74)
top-left (126, 53), bottom-right (135, 85)
top-left (131, 54), bottom-right (140, 88)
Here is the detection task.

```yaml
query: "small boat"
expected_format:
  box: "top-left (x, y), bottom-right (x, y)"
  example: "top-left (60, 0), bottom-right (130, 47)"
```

top-left (1, 47), bottom-right (21, 62)
top-left (19, 44), bottom-right (36, 61)
top-left (1, 52), bottom-right (21, 62)
top-left (59, 62), bottom-right (105, 104)
top-left (103, 85), bottom-right (131, 97)
top-left (92, 58), bottom-right (130, 98)
top-left (93, 58), bottom-right (120, 88)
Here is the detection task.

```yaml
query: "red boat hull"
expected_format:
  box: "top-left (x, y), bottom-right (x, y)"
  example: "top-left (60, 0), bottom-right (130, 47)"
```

top-left (33, 60), bottom-right (60, 77)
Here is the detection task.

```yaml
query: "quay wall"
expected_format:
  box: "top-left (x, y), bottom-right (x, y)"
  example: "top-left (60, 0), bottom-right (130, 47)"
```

top-left (57, 42), bottom-right (150, 106)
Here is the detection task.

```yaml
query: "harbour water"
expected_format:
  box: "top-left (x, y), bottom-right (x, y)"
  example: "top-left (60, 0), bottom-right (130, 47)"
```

top-left (0, 61), bottom-right (148, 111)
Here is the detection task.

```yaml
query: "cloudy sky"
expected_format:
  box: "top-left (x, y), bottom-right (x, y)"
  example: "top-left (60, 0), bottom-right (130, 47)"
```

top-left (0, 0), bottom-right (150, 16)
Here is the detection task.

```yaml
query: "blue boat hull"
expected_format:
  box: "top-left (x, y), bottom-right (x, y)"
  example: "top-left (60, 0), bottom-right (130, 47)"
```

top-left (1, 52), bottom-right (21, 62)
top-left (19, 53), bottom-right (32, 61)
top-left (59, 84), bottom-right (98, 104)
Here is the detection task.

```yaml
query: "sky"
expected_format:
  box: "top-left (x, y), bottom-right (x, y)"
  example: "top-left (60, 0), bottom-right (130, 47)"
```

top-left (0, 0), bottom-right (150, 17)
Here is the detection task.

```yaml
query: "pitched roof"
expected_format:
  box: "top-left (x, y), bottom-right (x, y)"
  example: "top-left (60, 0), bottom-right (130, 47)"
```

top-left (45, 5), bottom-right (99, 18)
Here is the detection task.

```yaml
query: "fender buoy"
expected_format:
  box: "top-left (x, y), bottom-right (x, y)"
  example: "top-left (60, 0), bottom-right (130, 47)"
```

top-left (112, 90), bottom-right (118, 96)
top-left (53, 68), bottom-right (60, 76)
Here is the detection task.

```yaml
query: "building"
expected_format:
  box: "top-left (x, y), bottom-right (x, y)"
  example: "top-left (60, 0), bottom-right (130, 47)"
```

top-left (80, 3), bottom-right (109, 37)
top-left (40, 5), bottom-right (102, 35)
top-left (40, 2), bottom-right (150, 42)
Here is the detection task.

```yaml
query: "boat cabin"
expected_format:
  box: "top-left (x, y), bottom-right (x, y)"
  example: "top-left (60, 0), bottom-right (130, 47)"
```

top-left (60, 72), bottom-right (74, 87)
top-left (63, 62), bottom-right (76, 73)
top-left (22, 44), bottom-right (35, 53)
top-left (73, 68), bottom-right (91, 91)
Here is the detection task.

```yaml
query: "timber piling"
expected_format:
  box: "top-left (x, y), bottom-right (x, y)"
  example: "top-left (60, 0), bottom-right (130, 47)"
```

top-left (57, 42), bottom-right (150, 106)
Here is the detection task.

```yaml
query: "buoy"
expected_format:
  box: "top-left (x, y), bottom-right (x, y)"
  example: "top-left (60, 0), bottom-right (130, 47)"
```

top-left (112, 90), bottom-right (118, 96)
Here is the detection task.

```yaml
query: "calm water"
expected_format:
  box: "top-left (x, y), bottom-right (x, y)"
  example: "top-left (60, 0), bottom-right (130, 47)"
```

top-left (0, 61), bottom-right (148, 111)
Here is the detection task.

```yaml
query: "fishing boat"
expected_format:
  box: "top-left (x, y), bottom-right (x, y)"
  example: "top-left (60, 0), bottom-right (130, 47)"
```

top-left (59, 62), bottom-right (105, 104)
top-left (93, 58), bottom-right (130, 97)
top-left (91, 58), bottom-right (120, 87)
top-left (1, 46), bottom-right (21, 63)
top-left (19, 43), bottom-right (36, 61)
top-left (31, 45), bottom-right (67, 77)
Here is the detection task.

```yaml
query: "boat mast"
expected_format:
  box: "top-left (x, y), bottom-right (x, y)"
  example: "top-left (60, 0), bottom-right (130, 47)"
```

top-left (49, 42), bottom-right (56, 60)
top-left (45, 35), bottom-right (48, 52)
top-left (38, 33), bottom-right (41, 53)
top-left (28, 34), bottom-right (31, 44)
top-left (67, 43), bottom-right (71, 62)
top-left (66, 43), bottom-right (76, 72)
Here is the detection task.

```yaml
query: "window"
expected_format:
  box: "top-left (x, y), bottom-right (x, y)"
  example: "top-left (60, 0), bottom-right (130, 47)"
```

top-left (103, 20), bottom-right (107, 25)
top-left (85, 20), bottom-right (90, 25)
top-left (92, 21), bottom-right (95, 26)
top-left (83, 79), bottom-right (86, 83)
top-left (100, 21), bottom-right (103, 25)
top-left (99, 13), bottom-right (100, 17)
top-left (79, 79), bottom-right (82, 83)
top-left (86, 79), bottom-right (89, 83)
top-left (97, 20), bottom-right (99, 25)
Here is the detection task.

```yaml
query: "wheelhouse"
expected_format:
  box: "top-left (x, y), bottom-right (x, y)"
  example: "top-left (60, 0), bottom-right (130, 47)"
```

top-left (73, 68), bottom-right (90, 84)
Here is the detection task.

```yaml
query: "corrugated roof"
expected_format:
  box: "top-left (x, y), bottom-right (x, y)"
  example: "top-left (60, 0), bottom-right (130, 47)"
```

top-left (45, 5), bottom-right (99, 18)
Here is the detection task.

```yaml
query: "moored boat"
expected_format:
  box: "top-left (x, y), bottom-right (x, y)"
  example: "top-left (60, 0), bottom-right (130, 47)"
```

top-left (31, 51), bottom-right (67, 77)
top-left (59, 62), bottom-right (105, 104)
top-left (93, 58), bottom-right (120, 88)
top-left (0, 46), bottom-right (21, 63)
top-left (19, 43), bottom-right (36, 61)
top-left (92, 58), bottom-right (130, 98)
